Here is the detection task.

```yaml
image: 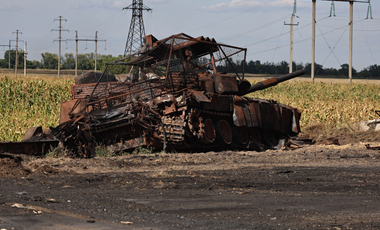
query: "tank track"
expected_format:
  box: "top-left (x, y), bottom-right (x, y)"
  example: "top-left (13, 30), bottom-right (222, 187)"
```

top-left (156, 109), bottom-right (287, 152)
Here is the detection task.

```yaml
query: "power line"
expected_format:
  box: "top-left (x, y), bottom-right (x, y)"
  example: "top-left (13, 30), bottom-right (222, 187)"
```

top-left (247, 18), bottom-right (367, 60)
top-left (356, 3), bottom-right (377, 64)
top-left (187, 0), bottom-right (277, 33)
top-left (317, 22), bottom-right (346, 66)
top-left (221, 14), bottom-right (289, 42)
top-left (89, 10), bottom-right (124, 31)
top-left (68, 31), bottom-right (106, 75)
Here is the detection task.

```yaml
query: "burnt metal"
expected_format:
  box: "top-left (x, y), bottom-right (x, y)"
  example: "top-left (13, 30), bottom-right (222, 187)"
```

top-left (17, 33), bottom-right (305, 157)
top-left (0, 141), bottom-right (58, 155)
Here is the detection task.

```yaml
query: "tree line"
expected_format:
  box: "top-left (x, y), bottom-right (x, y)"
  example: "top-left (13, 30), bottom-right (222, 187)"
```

top-left (217, 59), bottom-right (380, 79)
top-left (0, 50), bottom-right (379, 78)
top-left (0, 50), bottom-right (122, 72)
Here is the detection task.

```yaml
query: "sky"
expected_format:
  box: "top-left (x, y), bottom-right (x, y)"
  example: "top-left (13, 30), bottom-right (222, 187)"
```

top-left (0, 0), bottom-right (379, 71)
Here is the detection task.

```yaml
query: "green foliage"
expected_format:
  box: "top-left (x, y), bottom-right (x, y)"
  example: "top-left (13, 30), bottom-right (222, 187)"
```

top-left (95, 144), bottom-right (115, 157)
top-left (358, 64), bottom-right (380, 79)
top-left (132, 145), bottom-right (153, 155)
top-left (62, 53), bottom-right (75, 69)
top-left (0, 75), bottom-right (73, 141)
top-left (45, 145), bottom-right (65, 159)
top-left (41, 52), bottom-right (58, 69)
top-left (97, 54), bottom-right (128, 74)
top-left (1, 50), bottom-right (25, 69)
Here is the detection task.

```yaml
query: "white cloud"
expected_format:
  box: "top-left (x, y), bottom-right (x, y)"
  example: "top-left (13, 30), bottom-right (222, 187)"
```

top-left (200, 0), bottom-right (298, 12)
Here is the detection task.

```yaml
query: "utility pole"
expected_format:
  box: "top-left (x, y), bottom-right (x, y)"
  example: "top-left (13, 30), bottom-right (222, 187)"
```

top-left (68, 31), bottom-right (106, 75)
top-left (8, 40), bottom-right (11, 72)
top-left (311, 0), bottom-right (316, 82)
top-left (12, 30), bottom-right (22, 76)
top-left (349, 1), bottom-right (353, 84)
top-left (123, 0), bottom-right (152, 56)
top-left (52, 16), bottom-right (69, 77)
top-left (0, 42), bottom-right (11, 72)
top-left (24, 42), bottom-right (27, 76)
top-left (322, 0), bottom-right (371, 83)
top-left (94, 31), bottom-right (106, 71)
top-left (284, 0), bottom-right (298, 74)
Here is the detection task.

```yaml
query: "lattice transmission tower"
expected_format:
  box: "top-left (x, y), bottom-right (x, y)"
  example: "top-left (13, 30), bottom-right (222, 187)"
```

top-left (123, 0), bottom-right (152, 56)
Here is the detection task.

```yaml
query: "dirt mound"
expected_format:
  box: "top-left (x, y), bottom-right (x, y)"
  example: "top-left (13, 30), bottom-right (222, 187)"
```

top-left (301, 124), bottom-right (380, 146)
top-left (28, 162), bottom-right (60, 175)
top-left (0, 155), bottom-right (30, 177)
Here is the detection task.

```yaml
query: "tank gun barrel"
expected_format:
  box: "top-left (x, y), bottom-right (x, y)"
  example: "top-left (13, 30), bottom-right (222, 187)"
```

top-left (241, 69), bottom-right (305, 95)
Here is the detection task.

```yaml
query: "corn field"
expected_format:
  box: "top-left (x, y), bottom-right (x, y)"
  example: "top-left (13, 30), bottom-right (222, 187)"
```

top-left (0, 75), bottom-right (379, 142)
top-left (250, 80), bottom-right (380, 129)
top-left (0, 75), bottom-right (73, 141)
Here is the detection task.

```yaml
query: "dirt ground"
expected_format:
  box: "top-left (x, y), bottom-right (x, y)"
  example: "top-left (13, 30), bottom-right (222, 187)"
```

top-left (1, 130), bottom-right (380, 229)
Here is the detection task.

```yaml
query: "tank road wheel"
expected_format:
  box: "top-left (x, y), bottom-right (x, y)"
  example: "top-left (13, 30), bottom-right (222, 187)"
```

top-left (214, 119), bottom-right (232, 145)
top-left (232, 125), bottom-right (249, 145)
top-left (199, 118), bottom-right (216, 144)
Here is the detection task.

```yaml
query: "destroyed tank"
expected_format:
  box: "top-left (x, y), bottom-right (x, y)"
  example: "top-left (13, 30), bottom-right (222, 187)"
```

top-left (52, 33), bottom-right (305, 157)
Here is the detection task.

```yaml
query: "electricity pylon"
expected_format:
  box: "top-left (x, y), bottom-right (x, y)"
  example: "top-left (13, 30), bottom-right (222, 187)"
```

top-left (123, 0), bottom-right (152, 56)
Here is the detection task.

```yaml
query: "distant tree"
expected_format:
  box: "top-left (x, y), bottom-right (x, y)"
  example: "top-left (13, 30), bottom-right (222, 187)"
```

top-left (0, 59), bottom-right (7, 68)
top-left (277, 61), bottom-right (289, 74)
top-left (98, 54), bottom-right (131, 74)
top-left (357, 64), bottom-right (380, 79)
top-left (246, 60), bottom-right (255, 73)
top-left (324, 67), bottom-right (339, 76)
top-left (26, 60), bottom-right (42, 69)
top-left (62, 53), bottom-right (75, 69)
top-left (41, 52), bottom-right (58, 69)
top-left (339, 63), bottom-right (356, 76)
top-left (3, 50), bottom-right (24, 69)
top-left (254, 60), bottom-right (263, 74)
top-left (295, 62), bottom-right (303, 72)
top-left (77, 53), bottom-right (96, 70)
top-left (304, 62), bottom-right (326, 75)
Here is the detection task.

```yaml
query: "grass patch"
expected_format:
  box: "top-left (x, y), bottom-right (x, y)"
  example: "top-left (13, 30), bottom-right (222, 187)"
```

top-left (133, 145), bottom-right (153, 155)
top-left (95, 144), bottom-right (115, 157)
top-left (44, 145), bottom-right (66, 159)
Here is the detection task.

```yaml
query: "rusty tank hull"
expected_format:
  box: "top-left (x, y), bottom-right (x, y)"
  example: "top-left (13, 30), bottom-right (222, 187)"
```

top-left (51, 33), bottom-right (305, 157)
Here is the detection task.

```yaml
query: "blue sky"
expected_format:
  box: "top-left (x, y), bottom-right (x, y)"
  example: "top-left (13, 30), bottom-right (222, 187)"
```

top-left (0, 0), bottom-right (378, 71)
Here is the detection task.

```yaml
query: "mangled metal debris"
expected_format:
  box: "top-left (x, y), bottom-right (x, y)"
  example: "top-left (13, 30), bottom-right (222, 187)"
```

top-left (2, 33), bottom-right (306, 157)
top-left (49, 33), bottom-right (305, 157)
top-left (354, 110), bottom-right (380, 132)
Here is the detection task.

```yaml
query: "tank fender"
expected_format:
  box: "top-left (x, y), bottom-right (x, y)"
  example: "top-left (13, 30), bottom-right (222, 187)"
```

top-left (232, 96), bottom-right (248, 127)
top-left (190, 90), bottom-right (211, 103)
